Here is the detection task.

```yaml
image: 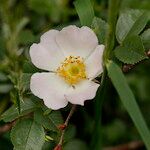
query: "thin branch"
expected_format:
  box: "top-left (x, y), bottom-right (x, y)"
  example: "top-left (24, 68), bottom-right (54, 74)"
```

top-left (59, 104), bottom-right (76, 145)
top-left (54, 105), bottom-right (76, 149)
top-left (0, 121), bottom-right (16, 135)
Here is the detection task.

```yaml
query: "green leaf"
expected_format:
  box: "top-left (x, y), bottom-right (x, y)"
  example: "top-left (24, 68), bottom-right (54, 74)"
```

top-left (0, 84), bottom-right (13, 93)
top-left (20, 73), bottom-right (32, 91)
top-left (74, 0), bottom-right (94, 26)
top-left (141, 28), bottom-right (150, 50)
top-left (18, 30), bottom-right (35, 45)
top-left (48, 111), bottom-right (63, 127)
top-left (1, 99), bottom-right (37, 122)
top-left (91, 17), bottom-right (108, 44)
top-left (11, 118), bottom-right (45, 150)
top-left (0, 37), bottom-right (6, 60)
top-left (28, 0), bottom-right (51, 15)
top-left (34, 109), bottom-right (58, 132)
top-left (12, 89), bottom-right (21, 114)
top-left (120, 0), bottom-right (150, 10)
top-left (116, 9), bottom-right (150, 43)
top-left (64, 125), bottom-right (76, 142)
top-left (23, 61), bottom-right (40, 73)
top-left (106, 61), bottom-right (150, 149)
top-left (114, 35), bottom-right (148, 64)
top-left (34, 108), bottom-right (63, 132)
top-left (0, 72), bottom-right (8, 82)
top-left (16, 17), bottom-right (29, 35)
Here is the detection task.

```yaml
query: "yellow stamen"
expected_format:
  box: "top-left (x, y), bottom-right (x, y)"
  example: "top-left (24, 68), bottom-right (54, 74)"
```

top-left (57, 56), bottom-right (86, 85)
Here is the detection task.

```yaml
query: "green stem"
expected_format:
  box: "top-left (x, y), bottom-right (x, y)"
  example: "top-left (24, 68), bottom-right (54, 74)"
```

top-left (103, 0), bottom-right (120, 64)
top-left (91, 0), bottom-right (120, 149)
top-left (58, 105), bottom-right (76, 146)
top-left (91, 68), bottom-right (107, 150)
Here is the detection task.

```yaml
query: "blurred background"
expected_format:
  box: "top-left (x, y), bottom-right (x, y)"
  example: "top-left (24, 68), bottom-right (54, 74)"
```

top-left (0, 0), bottom-right (150, 149)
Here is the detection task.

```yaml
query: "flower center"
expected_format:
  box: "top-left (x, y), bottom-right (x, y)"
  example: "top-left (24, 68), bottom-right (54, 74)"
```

top-left (57, 56), bottom-right (86, 85)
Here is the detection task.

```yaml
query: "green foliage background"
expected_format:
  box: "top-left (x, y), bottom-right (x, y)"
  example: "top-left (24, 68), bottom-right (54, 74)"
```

top-left (0, 0), bottom-right (150, 149)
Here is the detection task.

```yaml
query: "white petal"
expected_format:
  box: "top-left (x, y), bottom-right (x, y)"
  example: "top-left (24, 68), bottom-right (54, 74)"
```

top-left (43, 97), bottom-right (68, 110)
top-left (30, 73), bottom-right (68, 110)
top-left (30, 30), bottom-right (65, 71)
top-left (40, 30), bottom-right (61, 53)
top-left (65, 80), bottom-right (100, 105)
top-left (56, 25), bottom-right (98, 58)
top-left (85, 45), bottom-right (104, 79)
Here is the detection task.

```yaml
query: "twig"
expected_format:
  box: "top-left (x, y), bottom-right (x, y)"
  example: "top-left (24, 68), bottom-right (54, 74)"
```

top-left (54, 105), bottom-right (76, 150)
top-left (0, 121), bottom-right (16, 135)
top-left (0, 112), bottom-right (33, 135)
top-left (59, 104), bottom-right (76, 145)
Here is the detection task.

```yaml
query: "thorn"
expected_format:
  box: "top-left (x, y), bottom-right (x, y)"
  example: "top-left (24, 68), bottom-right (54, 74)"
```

top-left (58, 124), bottom-right (67, 130)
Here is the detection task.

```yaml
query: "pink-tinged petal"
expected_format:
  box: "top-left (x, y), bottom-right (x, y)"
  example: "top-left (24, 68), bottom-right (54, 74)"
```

top-left (30, 73), bottom-right (68, 110)
top-left (30, 30), bottom-right (65, 71)
top-left (85, 45), bottom-right (104, 79)
top-left (56, 25), bottom-right (98, 58)
top-left (43, 97), bottom-right (68, 110)
top-left (65, 80), bottom-right (100, 105)
top-left (40, 30), bottom-right (62, 54)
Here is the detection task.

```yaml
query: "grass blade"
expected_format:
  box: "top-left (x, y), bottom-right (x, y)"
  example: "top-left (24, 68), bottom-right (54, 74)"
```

top-left (107, 61), bottom-right (150, 149)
